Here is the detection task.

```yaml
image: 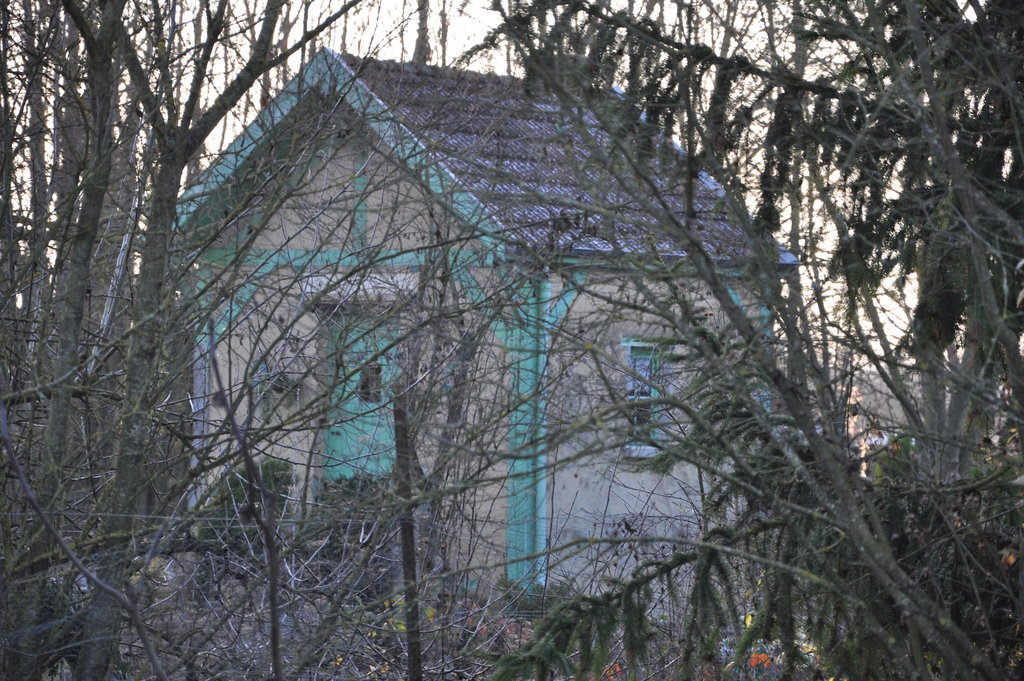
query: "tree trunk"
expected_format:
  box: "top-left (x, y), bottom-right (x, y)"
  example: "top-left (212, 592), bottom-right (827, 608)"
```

top-left (394, 388), bottom-right (424, 681)
top-left (413, 0), bottom-right (430, 64)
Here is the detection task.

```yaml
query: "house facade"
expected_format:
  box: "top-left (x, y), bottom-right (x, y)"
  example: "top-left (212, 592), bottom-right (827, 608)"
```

top-left (182, 48), bottom-right (777, 587)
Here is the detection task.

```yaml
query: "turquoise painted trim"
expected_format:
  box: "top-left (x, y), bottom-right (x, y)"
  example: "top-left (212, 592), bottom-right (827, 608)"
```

top-left (758, 302), bottom-right (772, 335)
top-left (200, 246), bottom-right (495, 349)
top-left (212, 263), bottom-right (277, 336)
top-left (199, 246), bottom-right (491, 271)
top-left (726, 286), bottom-right (744, 309)
top-left (550, 254), bottom-right (750, 278)
top-left (353, 139), bottom-right (368, 249)
top-left (545, 271), bottom-right (583, 327)
top-left (204, 248), bottom-right (417, 339)
top-left (178, 49), bottom-right (344, 231)
top-left (726, 284), bottom-right (773, 408)
top-left (619, 336), bottom-right (676, 347)
top-left (756, 302), bottom-right (772, 408)
top-left (533, 271), bottom-right (581, 580)
top-left (725, 284), bottom-right (771, 336)
top-left (200, 247), bottom-right (425, 270)
top-left (505, 278), bottom-right (543, 585)
top-left (503, 272), bottom-right (581, 585)
top-left (622, 339), bottom-right (667, 445)
top-left (324, 319), bottom-right (397, 480)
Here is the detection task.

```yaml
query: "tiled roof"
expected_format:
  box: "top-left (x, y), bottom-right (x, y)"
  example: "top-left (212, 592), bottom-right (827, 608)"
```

top-left (330, 51), bottom-right (749, 262)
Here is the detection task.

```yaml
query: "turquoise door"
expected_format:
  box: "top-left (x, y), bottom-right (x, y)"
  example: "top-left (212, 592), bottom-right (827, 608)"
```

top-left (324, 321), bottom-right (396, 480)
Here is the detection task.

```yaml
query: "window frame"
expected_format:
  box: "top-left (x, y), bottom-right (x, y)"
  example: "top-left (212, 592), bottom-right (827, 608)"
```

top-left (621, 337), bottom-right (674, 455)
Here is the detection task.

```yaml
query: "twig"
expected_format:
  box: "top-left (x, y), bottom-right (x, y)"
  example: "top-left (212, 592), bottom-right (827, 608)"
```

top-left (0, 391), bottom-right (171, 681)
top-left (206, 324), bottom-right (285, 681)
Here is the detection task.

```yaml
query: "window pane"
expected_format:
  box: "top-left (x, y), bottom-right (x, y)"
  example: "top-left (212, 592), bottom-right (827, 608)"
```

top-left (627, 347), bottom-right (657, 437)
top-left (358, 363), bottom-right (382, 402)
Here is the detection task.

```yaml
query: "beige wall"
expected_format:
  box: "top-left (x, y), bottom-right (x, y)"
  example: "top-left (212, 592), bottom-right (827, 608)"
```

top-left (540, 272), bottom-right (745, 586)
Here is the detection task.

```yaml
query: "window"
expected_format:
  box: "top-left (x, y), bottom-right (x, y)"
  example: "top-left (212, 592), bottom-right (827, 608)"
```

top-left (358, 363), bottom-right (382, 402)
top-left (623, 340), bottom-right (666, 446)
top-left (627, 350), bottom-right (655, 432)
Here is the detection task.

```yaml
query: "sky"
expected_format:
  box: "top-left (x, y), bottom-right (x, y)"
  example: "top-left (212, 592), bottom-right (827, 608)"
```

top-left (333, 0), bottom-right (510, 73)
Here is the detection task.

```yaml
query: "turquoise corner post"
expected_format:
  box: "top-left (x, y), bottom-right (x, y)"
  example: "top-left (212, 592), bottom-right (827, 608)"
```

top-left (505, 277), bottom-right (546, 586)
top-left (727, 283), bottom-right (774, 408)
top-left (504, 273), bottom-right (580, 587)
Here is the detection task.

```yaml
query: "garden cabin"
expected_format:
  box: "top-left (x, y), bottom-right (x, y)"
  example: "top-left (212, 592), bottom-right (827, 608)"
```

top-left (182, 48), bottom-right (783, 586)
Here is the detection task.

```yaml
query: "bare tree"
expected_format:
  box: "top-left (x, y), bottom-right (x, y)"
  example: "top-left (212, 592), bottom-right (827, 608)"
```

top-left (6, 2), bottom-right (1022, 681)
top-left (0, 0), bottom-right (358, 678)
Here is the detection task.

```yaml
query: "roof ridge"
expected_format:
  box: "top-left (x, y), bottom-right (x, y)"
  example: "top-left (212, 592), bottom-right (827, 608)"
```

top-left (337, 51), bottom-right (523, 92)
